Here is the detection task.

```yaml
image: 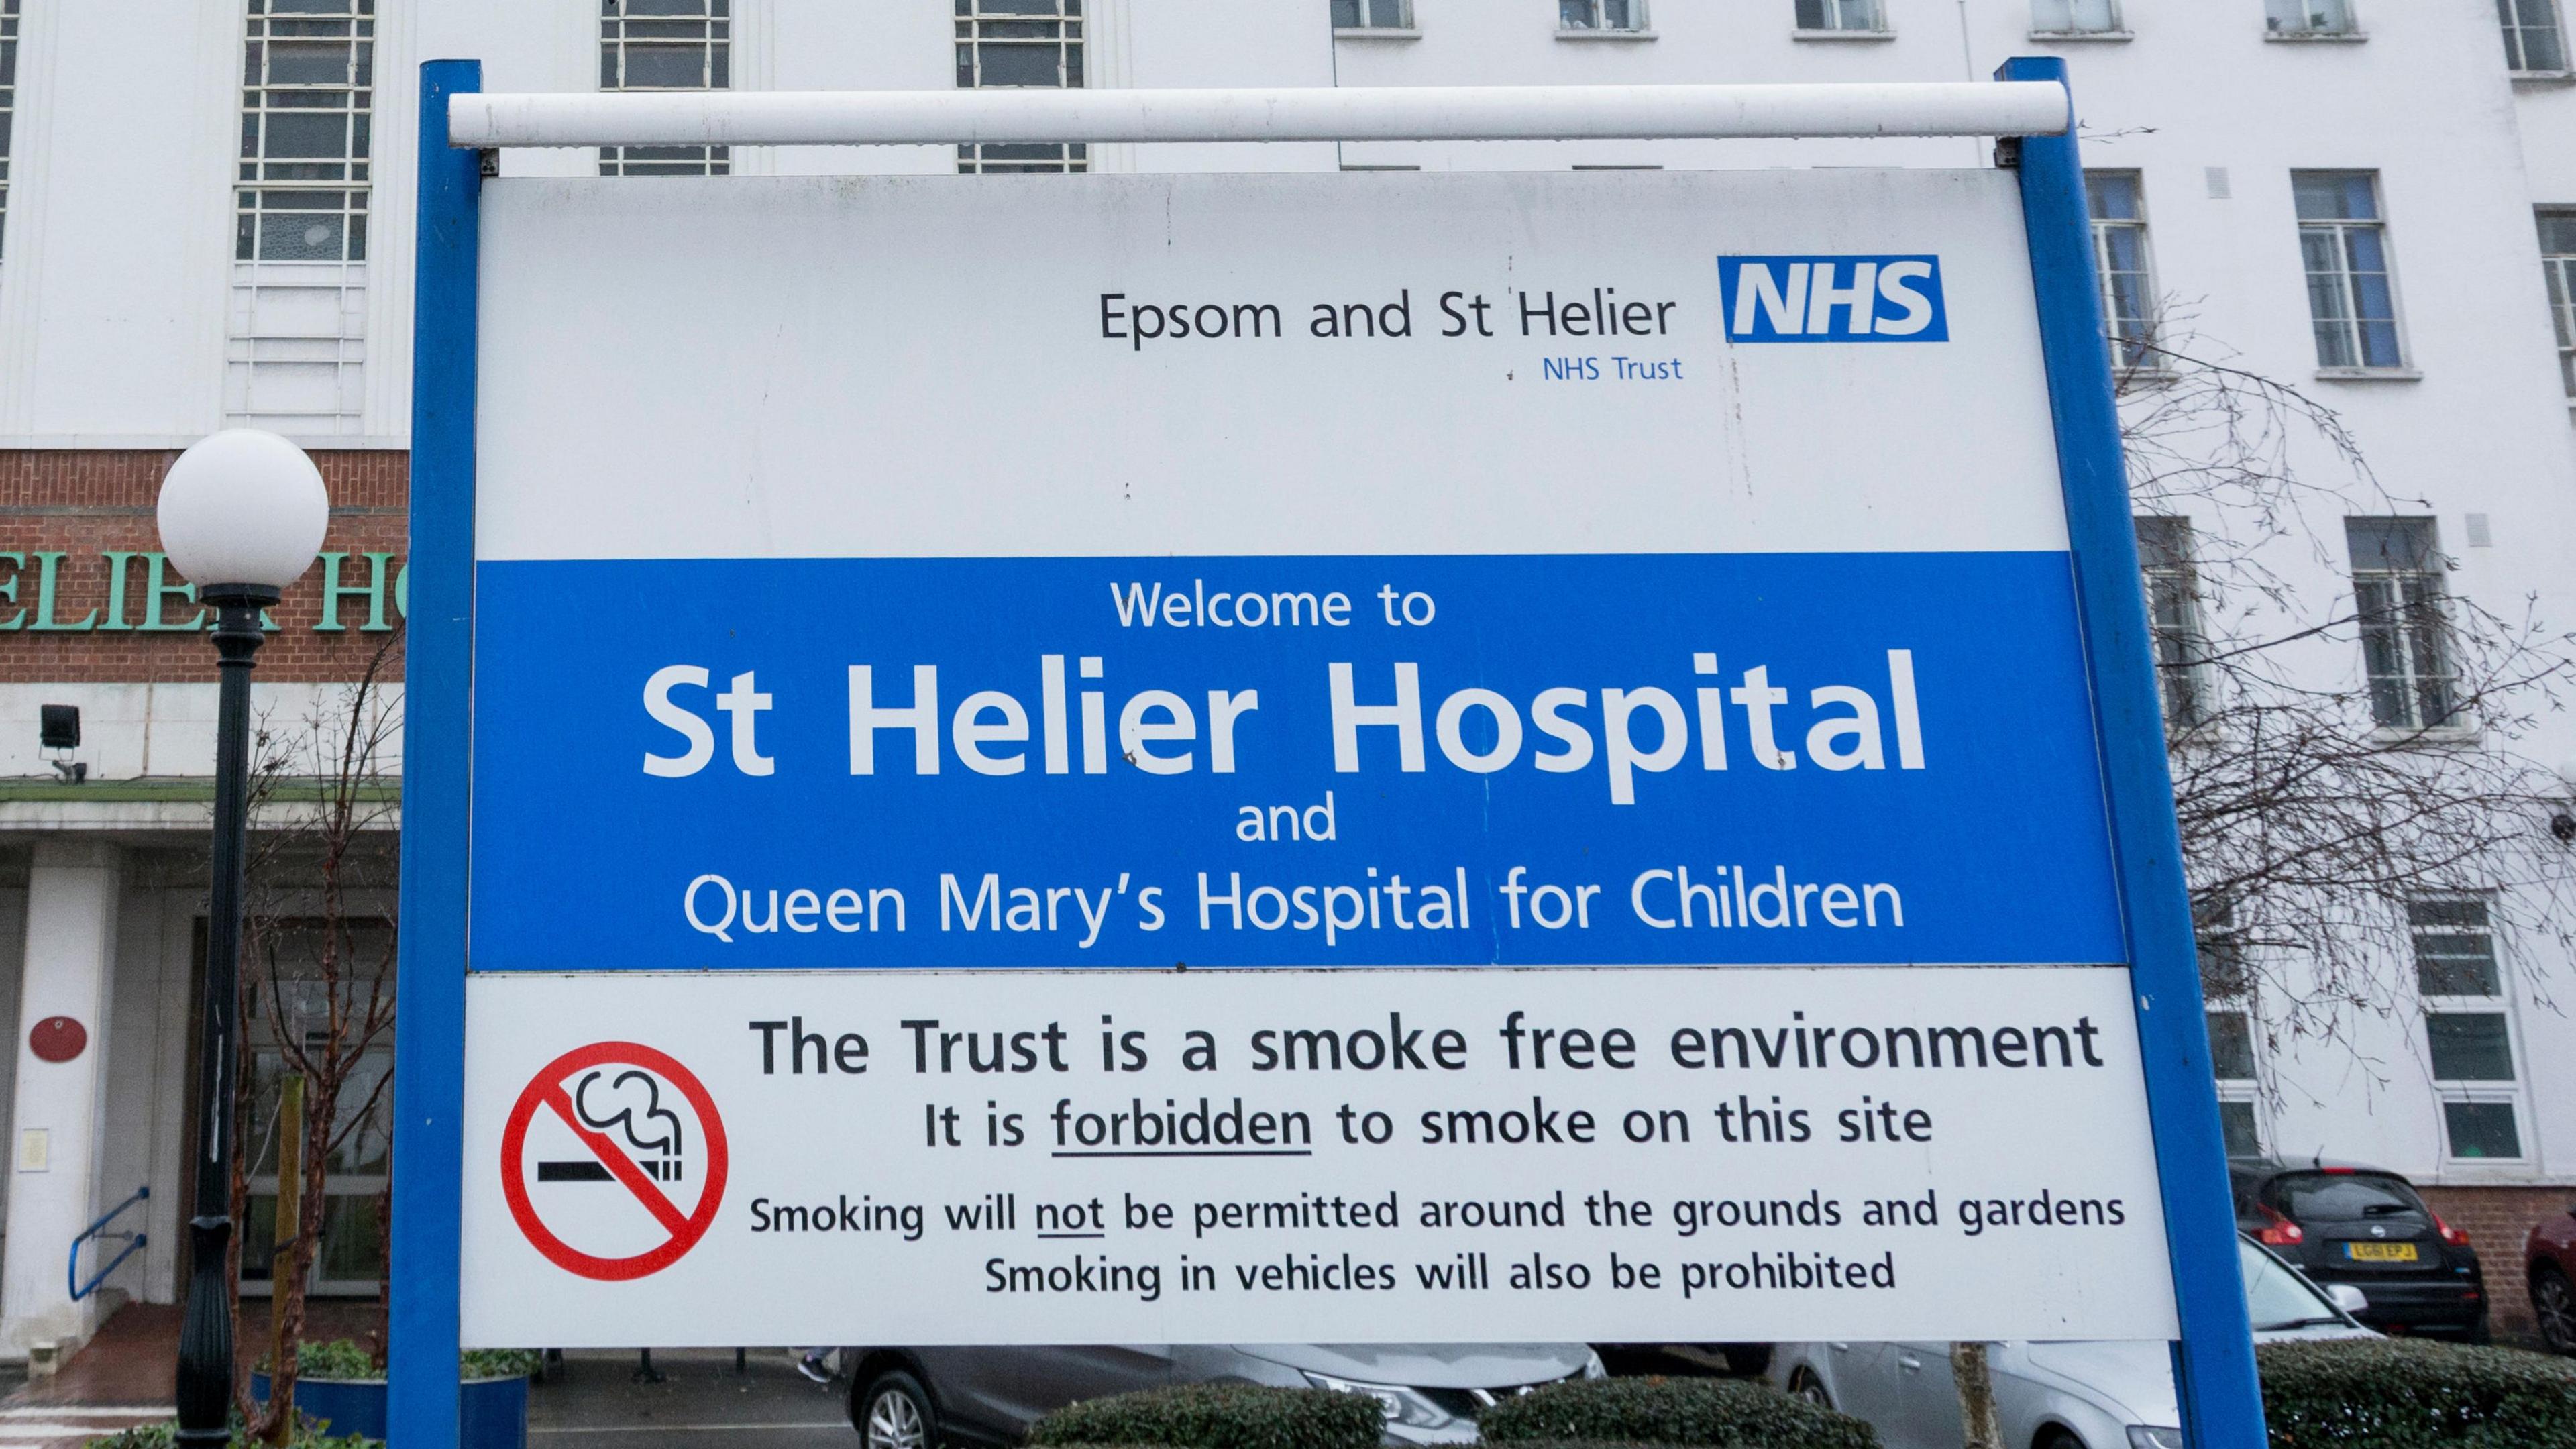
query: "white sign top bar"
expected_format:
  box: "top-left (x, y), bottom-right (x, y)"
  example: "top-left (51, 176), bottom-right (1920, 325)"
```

top-left (448, 81), bottom-right (2072, 149)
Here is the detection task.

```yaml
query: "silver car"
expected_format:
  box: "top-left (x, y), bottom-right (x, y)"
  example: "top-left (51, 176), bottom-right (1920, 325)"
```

top-left (1768, 1236), bottom-right (2375, 1449)
top-left (841, 1344), bottom-right (1604, 1449)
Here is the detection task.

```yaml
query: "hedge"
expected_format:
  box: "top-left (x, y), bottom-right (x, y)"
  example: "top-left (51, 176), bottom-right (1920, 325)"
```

top-left (256, 1339), bottom-right (539, 1381)
top-left (1029, 1384), bottom-right (1387, 1449)
top-left (2258, 1338), bottom-right (2576, 1448)
top-left (1479, 1376), bottom-right (1878, 1449)
top-left (85, 1420), bottom-right (375, 1449)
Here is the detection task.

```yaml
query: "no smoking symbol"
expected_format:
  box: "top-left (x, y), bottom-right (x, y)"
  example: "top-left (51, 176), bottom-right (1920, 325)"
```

top-left (500, 1042), bottom-right (729, 1281)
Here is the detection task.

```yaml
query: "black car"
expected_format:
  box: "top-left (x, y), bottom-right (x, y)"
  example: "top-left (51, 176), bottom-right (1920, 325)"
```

top-left (2229, 1157), bottom-right (2487, 1341)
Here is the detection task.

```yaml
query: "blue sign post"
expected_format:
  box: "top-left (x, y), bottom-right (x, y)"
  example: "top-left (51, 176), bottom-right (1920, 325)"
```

top-left (2002, 53), bottom-right (2267, 1448)
top-left (392, 56), bottom-right (2266, 1446)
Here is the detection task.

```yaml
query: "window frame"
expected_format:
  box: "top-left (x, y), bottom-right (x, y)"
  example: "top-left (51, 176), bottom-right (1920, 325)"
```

top-left (2088, 170), bottom-right (2163, 376)
top-left (957, 0), bottom-right (1088, 174)
top-left (2541, 209), bottom-right (2576, 400)
top-left (1794, 0), bottom-right (1892, 37)
top-left (2135, 515), bottom-right (2212, 733)
top-left (2295, 170), bottom-right (2412, 376)
top-left (1333, 0), bottom-right (1417, 34)
top-left (2500, 0), bottom-right (2570, 73)
top-left (1558, 0), bottom-right (1652, 36)
top-left (2343, 516), bottom-right (2463, 737)
top-left (599, 0), bottom-right (732, 179)
top-left (0, 1), bottom-right (19, 262)
top-left (236, 0), bottom-right (375, 265)
top-left (2031, 0), bottom-right (2126, 38)
top-left (2265, 0), bottom-right (2363, 39)
top-left (2410, 897), bottom-right (2530, 1165)
top-left (2206, 1008), bottom-right (2267, 1158)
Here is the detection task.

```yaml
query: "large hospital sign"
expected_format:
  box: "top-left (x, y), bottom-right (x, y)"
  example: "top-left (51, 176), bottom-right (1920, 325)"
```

top-left (392, 62), bottom-right (2268, 1449)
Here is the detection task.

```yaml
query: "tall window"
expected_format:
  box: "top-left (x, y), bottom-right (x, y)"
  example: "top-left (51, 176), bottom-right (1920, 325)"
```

top-left (2411, 900), bottom-right (2524, 1161)
top-left (229, 0), bottom-right (374, 433)
top-left (1562, 0), bottom-right (1646, 31)
top-left (2344, 517), bottom-right (2457, 732)
top-left (2088, 172), bottom-right (2157, 370)
top-left (2542, 210), bottom-right (2576, 397)
top-left (2207, 1010), bottom-right (2264, 1157)
top-left (234, 921), bottom-right (396, 1297)
top-left (2296, 171), bottom-right (2404, 371)
top-left (1796, 0), bottom-right (1887, 30)
top-left (0, 1), bottom-right (19, 261)
top-left (2035, 0), bottom-right (2121, 34)
top-left (1333, 0), bottom-right (1413, 28)
top-left (957, 0), bottom-right (1086, 174)
top-left (600, 1), bottom-right (731, 177)
top-left (2267, 0), bottom-right (2357, 35)
top-left (237, 1), bottom-right (372, 264)
top-left (2501, 0), bottom-right (2567, 71)
top-left (2137, 517), bottom-right (2209, 731)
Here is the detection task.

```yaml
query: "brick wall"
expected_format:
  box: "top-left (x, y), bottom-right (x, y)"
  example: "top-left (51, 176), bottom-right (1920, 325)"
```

top-left (0, 449), bottom-right (408, 683)
top-left (2416, 1183), bottom-right (2576, 1344)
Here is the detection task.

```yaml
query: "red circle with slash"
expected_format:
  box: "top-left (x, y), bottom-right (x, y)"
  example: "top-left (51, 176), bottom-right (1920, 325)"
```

top-left (499, 1042), bottom-right (729, 1281)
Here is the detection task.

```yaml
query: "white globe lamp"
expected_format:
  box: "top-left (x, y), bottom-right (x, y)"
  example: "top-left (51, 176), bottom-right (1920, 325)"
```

top-left (155, 428), bottom-right (330, 596)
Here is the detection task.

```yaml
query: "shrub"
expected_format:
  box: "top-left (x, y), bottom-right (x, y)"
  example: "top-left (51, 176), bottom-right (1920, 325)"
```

top-left (1029, 1383), bottom-right (1387, 1449)
top-left (2258, 1337), bottom-right (2576, 1448)
top-left (86, 1418), bottom-right (376, 1449)
top-left (461, 1348), bottom-right (543, 1379)
top-left (256, 1339), bottom-right (538, 1381)
top-left (1479, 1377), bottom-right (1876, 1449)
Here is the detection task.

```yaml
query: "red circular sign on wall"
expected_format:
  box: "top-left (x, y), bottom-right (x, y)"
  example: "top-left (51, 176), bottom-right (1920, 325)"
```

top-left (499, 1041), bottom-right (728, 1282)
top-left (28, 1016), bottom-right (86, 1064)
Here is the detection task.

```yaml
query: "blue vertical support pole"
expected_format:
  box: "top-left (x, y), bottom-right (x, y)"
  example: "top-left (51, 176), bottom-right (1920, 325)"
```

top-left (2000, 55), bottom-right (2267, 1449)
top-left (394, 57), bottom-right (481, 1449)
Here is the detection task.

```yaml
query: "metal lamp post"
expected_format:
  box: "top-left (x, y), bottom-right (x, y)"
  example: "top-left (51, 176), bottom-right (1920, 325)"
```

top-left (156, 429), bottom-right (330, 1446)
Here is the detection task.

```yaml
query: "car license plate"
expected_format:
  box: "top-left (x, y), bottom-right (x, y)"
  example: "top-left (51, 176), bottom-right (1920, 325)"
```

top-left (2345, 1241), bottom-right (2420, 1263)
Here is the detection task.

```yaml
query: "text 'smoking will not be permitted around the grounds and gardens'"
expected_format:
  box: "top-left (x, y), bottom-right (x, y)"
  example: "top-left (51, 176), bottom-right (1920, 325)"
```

top-left (396, 62), bottom-right (2265, 1449)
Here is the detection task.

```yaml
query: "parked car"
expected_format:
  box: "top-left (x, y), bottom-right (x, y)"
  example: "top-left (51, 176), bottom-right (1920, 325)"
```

top-left (2229, 1157), bottom-right (2488, 1340)
top-left (2530, 1199), bottom-right (2576, 1355)
top-left (1768, 1235), bottom-right (2373, 1449)
top-left (838, 1344), bottom-right (1605, 1449)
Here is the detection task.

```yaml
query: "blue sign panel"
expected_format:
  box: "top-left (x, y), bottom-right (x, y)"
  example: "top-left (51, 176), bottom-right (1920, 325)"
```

top-left (1719, 255), bottom-right (1951, 342)
top-left (469, 550), bottom-right (2119, 969)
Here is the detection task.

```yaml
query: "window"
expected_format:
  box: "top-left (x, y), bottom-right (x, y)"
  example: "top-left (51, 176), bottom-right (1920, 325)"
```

top-left (237, 1), bottom-right (372, 262)
top-left (2208, 1010), bottom-right (2264, 1157)
top-left (957, 0), bottom-right (1086, 174)
top-left (229, 0), bottom-right (374, 433)
top-left (2296, 172), bottom-right (2405, 371)
top-left (1562, 0), bottom-right (1647, 30)
top-left (2501, 0), bottom-right (2567, 70)
top-left (229, 920), bottom-right (396, 1296)
top-left (2136, 517), bottom-right (2210, 730)
top-left (2542, 211), bottom-right (2576, 396)
top-left (2267, 0), bottom-right (2358, 35)
top-left (1796, 0), bottom-right (1887, 32)
top-left (1334, 0), bottom-right (1413, 28)
top-left (2412, 900), bottom-right (2524, 1161)
top-left (0, 1), bottom-right (19, 261)
top-left (2034, 0), bottom-right (2121, 34)
top-left (2344, 517), bottom-right (2457, 731)
top-left (2089, 172), bottom-right (2158, 371)
top-left (600, 1), bottom-right (730, 178)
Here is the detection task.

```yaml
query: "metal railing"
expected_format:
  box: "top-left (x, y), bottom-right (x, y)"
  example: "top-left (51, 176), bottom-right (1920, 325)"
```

top-left (68, 1185), bottom-right (148, 1302)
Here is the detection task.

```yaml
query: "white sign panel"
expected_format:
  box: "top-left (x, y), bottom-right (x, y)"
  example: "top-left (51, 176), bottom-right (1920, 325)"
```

top-left (459, 167), bottom-right (2174, 1345)
top-left (461, 967), bottom-right (2176, 1346)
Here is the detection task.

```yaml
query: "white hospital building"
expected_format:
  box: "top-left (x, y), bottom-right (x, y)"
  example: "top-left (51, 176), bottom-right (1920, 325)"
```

top-left (0, 0), bottom-right (2570, 1359)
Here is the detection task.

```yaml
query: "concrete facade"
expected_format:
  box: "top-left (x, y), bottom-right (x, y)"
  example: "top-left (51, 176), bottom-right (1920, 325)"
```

top-left (0, 0), bottom-right (2571, 1356)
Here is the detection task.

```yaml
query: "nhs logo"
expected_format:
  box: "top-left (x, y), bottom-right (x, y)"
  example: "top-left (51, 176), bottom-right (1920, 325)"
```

top-left (1719, 256), bottom-right (1949, 343)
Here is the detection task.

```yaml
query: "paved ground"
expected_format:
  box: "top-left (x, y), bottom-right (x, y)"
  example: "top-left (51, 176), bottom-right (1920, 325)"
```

top-left (530, 1348), bottom-right (855, 1449)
